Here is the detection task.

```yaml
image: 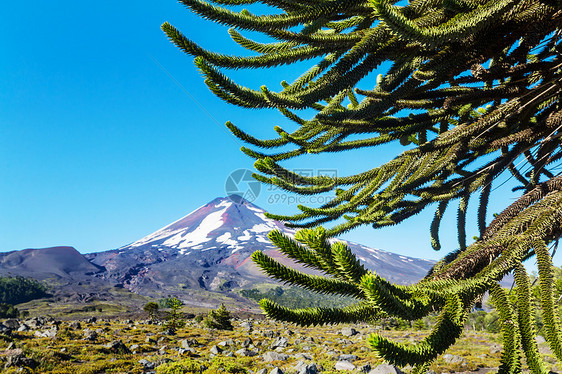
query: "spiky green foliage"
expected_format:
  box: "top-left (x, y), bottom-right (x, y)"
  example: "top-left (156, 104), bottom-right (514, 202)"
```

top-left (164, 0), bottom-right (562, 370)
top-left (0, 303), bottom-right (19, 319)
top-left (143, 302), bottom-right (160, 321)
top-left (203, 303), bottom-right (234, 330)
top-left (163, 297), bottom-right (186, 333)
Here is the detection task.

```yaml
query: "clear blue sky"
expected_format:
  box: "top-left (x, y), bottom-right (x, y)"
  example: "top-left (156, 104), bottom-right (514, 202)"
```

top-left (1, 1), bottom-right (544, 266)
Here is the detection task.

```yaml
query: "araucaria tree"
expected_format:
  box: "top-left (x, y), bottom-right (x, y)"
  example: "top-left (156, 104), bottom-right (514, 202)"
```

top-left (163, 0), bottom-right (562, 372)
top-left (163, 297), bottom-right (186, 333)
top-left (203, 303), bottom-right (234, 330)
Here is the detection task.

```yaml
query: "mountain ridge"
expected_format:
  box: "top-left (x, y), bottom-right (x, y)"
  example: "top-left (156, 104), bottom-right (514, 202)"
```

top-left (87, 196), bottom-right (435, 297)
top-left (0, 246), bottom-right (103, 279)
top-left (1, 196), bottom-right (436, 308)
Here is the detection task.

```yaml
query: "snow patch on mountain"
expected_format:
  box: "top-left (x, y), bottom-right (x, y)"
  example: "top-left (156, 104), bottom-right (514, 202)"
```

top-left (121, 197), bottom-right (292, 255)
top-left (216, 200), bottom-right (232, 208)
top-left (238, 230), bottom-right (251, 241)
top-left (114, 196), bottom-right (437, 286)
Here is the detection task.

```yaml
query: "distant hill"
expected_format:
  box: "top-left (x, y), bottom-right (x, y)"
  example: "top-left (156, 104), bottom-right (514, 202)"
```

top-left (0, 246), bottom-right (102, 280)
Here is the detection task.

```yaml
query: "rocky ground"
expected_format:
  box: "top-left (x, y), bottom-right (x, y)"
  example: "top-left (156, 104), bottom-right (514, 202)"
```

top-left (0, 315), bottom-right (559, 374)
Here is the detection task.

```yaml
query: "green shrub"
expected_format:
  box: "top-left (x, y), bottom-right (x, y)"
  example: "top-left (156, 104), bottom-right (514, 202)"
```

top-left (0, 303), bottom-right (19, 318)
top-left (204, 357), bottom-right (248, 374)
top-left (163, 297), bottom-right (185, 333)
top-left (0, 276), bottom-right (48, 304)
top-left (156, 359), bottom-right (205, 374)
top-left (412, 319), bottom-right (427, 330)
top-left (144, 301), bottom-right (160, 321)
top-left (203, 304), bottom-right (233, 330)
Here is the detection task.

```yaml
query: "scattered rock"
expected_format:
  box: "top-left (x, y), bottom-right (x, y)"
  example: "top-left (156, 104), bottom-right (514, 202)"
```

top-left (179, 347), bottom-right (197, 355)
top-left (340, 327), bottom-right (358, 337)
top-left (368, 364), bottom-right (404, 374)
top-left (270, 368), bottom-right (284, 374)
top-left (139, 358), bottom-right (156, 369)
top-left (335, 360), bottom-right (356, 371)
top-left (489, 344), bottom-right (501, 354)
top-left (34, 326), bottom-right (58, 338)
top-left (240, 321), bottom-right (253, 332)
top-left (104, 340), bottom-right (131, 354)
top-left (263, 330), bottom-right (279, 338)
top-left (539, 344), bottom-right (553, 355)
top-left (293, 353), bottom-right (313, 360)
top-left (4, 319), bottom-right (19, 330)
top-left (338, 354), bottom-right (358, 362)
top-left (24, 318), bottom-right (41, 329)
top-left (4, 351), bottom-right (38, 370)
top-left (0, 324), bottom-right (12, 335)
top-left (83, 329), bottom-right (98, 341)
top-left (180, 339), bottom-right (191, 349)
top-left (218, 338), bottom-right (235, 347)
top-left (442, 354), bottom-right (467, 365)
top-left (180, 338), bottom-right (199, 348)
top-left (256, 369), bottom-right (267, 374)
top-left (242, 338), bottom-right (253, 348)
top-left (295, 360), bottom-right (319, 374)
top-left (69, 321), bottom-right (82, 330)
top-left (164, 328), bottom-right (176, 335)
top-left (210, 345), bottom-right (222, 355)
top-left (359, 364), bottom-right (372, 373)
top-left (235, 348), bottom-right (257, 357)
top-left (536, 335), bottom-right (547, 344)
top-left (263, 351), bottom-right (289, 362)
top-left (17, 324), bottom-right (29, 332)
top-left (271, 337), bottom-right (289, 349)
top-left (0, 348), bottom-right (22, 357)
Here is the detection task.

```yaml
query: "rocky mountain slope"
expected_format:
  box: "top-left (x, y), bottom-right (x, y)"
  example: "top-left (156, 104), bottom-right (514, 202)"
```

top-left (0, 197), bottom-right (436, 308)
top-left (85, 197), bottom-right (435, 304)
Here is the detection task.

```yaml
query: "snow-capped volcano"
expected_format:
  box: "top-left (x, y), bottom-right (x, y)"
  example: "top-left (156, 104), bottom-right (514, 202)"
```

top-left (87, 196), bottom-right (435, 302)
top-left (123, 196), bottom-right (290, 255)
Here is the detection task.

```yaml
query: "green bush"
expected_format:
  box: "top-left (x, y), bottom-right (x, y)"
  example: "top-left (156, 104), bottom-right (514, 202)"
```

top-left (144, 301), bottom-right (160, 321)
top-left (156, 359), bottom-right (205, 374)
top-left (203, 304), bottom-right (233, 330)
top-left (204, 357), bottom-right (248, 374)
top-left (0, 303), bottom-right (19, 318)
top-left (0, 276), bottom-right (48, 304)
top-left (163, 297), bottom-right (185, 333)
